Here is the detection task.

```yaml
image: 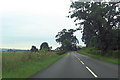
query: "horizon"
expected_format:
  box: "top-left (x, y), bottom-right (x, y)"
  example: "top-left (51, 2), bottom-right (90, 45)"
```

top-left (1, 0), bottom-right (85, 50)
top-left (0, 44), bottom-right (86, 50)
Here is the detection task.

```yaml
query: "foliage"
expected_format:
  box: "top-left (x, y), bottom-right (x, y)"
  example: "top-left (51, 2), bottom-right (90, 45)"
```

top-left (40, 48), bottom-right (49, 53)
top-left (7, 49), bottom-right (14, 52)
top-left (69, 1), bottom-right (120, 55)
top-left (40, 42), bottom-right (50, 50)
top-left (56, 50), bottom-right (66, 55)
top-left (30, 46), bottom-right (38, 52)
top-left (55, 29), bottom-right (79, 51)
top-left (77, 47), bottom-right (120, 64)
top-left (2, 51), bottom-right (65, 78)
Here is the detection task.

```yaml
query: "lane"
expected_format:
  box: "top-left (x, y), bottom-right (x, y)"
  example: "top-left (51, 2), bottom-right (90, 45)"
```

top-left (74, 51), bottom-right (118, 78)
top-left (32, 52), bottom-right (93, 78)
top-left (31, 51), bottom-right (118, 78)
top-left (74, 53), bottom-right (98, 78)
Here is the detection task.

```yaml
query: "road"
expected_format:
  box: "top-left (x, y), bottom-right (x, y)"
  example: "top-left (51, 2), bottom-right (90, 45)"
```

top-left (32, 51), bottom-right (119, 78)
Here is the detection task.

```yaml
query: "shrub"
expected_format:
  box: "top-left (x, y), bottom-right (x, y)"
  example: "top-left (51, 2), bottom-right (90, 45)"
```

top-left (56, 51), bottom-right (66, 55)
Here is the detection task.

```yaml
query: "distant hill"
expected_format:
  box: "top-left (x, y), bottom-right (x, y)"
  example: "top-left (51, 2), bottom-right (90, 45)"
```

top-left (0, 48), bottom-right (29, 51)
top-left (0, 48), bottom-right (8, 51)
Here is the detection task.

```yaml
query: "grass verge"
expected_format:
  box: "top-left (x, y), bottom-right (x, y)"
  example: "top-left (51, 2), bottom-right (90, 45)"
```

top-left (77, 49), bottom-right (120, 65)
top-left (2, 51), bottom-right (66, 78)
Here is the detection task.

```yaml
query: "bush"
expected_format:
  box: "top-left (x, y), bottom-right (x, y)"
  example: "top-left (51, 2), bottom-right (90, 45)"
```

top-left (112, 50), bottom-right (120, 58)
top-left (56, 51), bottom-right (66, 55)
top-left (82, 47), bottom-right (102, 55)
top-left (79, 47), bottom-right (119, 58)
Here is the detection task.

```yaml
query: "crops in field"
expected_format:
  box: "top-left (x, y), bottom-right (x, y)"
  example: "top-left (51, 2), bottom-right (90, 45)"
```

top-left (2, 50), bottom-right (63, 78)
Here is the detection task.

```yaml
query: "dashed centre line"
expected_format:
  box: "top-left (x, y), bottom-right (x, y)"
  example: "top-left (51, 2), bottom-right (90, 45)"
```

top-left (74, 54), bottom-right (98, 78)
top-left (74, 55), bottom-right (84, 65)
top-left (86, 66), bottom-right (98, 78)
top-left (80, 61), bottom-right (84, 64)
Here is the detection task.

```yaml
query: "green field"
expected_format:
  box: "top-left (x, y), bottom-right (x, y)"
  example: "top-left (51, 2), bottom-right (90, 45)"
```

top-left (77, 48), bottom-right (120, 65)
top-left (2, 50), bottom-right (65, 78)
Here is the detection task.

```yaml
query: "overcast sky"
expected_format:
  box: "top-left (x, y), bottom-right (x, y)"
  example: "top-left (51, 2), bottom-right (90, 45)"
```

top-left (0, 0), bottom-right (85, 50)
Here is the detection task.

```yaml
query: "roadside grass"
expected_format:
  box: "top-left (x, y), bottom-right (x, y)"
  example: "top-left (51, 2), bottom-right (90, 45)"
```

top-left (2, 51), bottom-right (66, 78)
top-left (77, 48), bottom-right (120, 65)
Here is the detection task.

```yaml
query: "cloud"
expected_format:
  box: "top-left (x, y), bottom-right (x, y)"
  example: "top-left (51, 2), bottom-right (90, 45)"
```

top-left (0, 0), bottom-right (71, 16)
top-left (1, 0), bottom-right (85, 49)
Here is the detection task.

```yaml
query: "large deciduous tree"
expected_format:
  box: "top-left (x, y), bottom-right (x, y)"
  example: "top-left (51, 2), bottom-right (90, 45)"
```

top-left (40, 42), bottom-right (49, 50)
top-left (69, 1), bottom-right (120, 55)
top-left (55, 29), bottom-right (79, 51)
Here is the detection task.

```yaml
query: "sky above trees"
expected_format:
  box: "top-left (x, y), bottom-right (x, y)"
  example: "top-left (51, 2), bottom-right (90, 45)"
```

top-left (0, 0), bottom-right (85, 49)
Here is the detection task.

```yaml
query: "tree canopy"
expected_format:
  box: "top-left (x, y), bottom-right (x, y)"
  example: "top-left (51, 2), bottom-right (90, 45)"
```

top-left (55, 29), bottom-right (79, 51)
top-left (40, 42), bottom-right (49, 50)
top-left (30, 46), bottom-right (38, 52)
top-left (69, 1), bottom-right (120, 55)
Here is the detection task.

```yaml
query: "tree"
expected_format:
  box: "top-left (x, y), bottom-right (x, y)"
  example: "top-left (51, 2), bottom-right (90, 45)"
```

top-left (7, 49), bottom-right (14, 52)
top-left (30, 46), bottom-right (38, 52)
top-left (40, 42), bottom-right (49, 50)
top-left (55, 29), bottom-right (79, 51)
top-left (69, 1), bottom-right (120, 55)
top-left (49, 46), bottom-right (52, 50)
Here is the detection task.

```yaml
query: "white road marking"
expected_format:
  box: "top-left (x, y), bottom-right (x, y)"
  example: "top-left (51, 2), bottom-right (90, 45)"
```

top-left (86, 66), bottom-right (98, 78)
top-left (77, 57), bottom-right (80, 60)
top-left (80, 61), bottom-right (84, 64)
top-left (74, 55), bottom-right (85, 65)
top-left (74, 53), bottom-right (98, 78)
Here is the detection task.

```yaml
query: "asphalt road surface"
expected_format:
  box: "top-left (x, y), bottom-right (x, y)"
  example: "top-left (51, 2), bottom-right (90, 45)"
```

top-left (32, 51), bottom-right (119, 78)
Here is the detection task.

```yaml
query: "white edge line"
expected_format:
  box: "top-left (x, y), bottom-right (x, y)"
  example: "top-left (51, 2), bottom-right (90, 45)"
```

top-left (86, 66), bottom-right (98, 78)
